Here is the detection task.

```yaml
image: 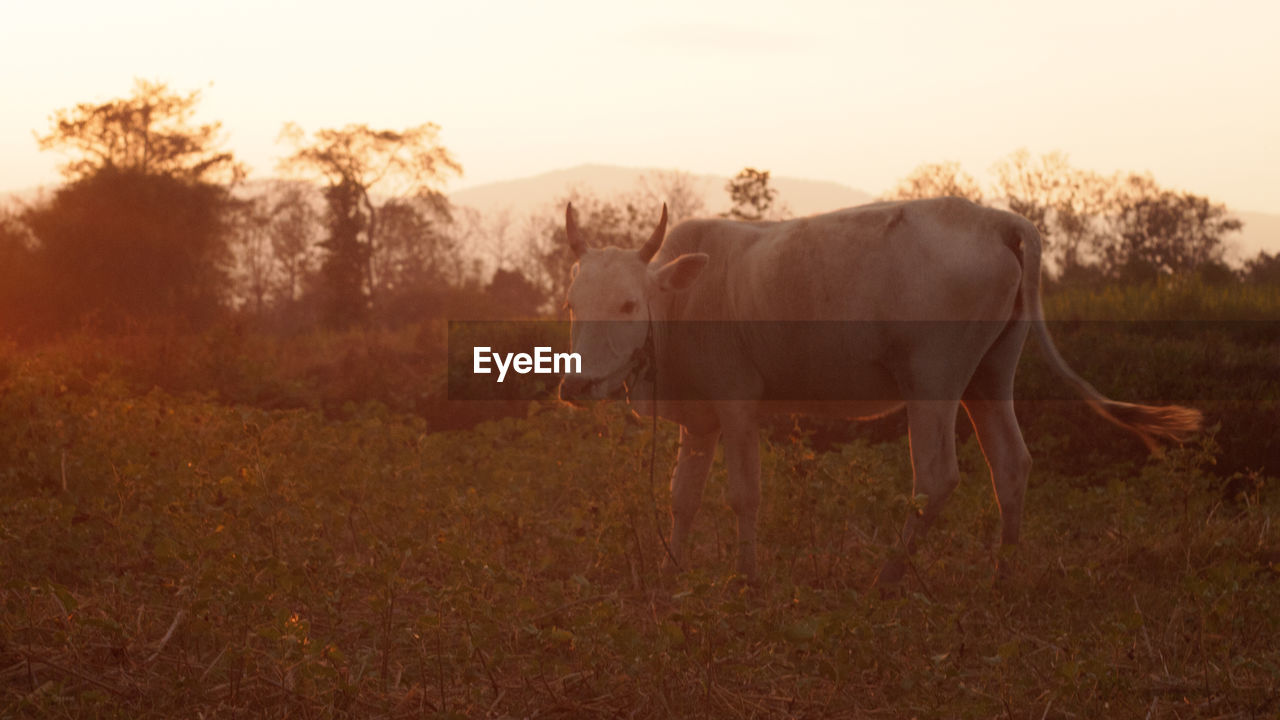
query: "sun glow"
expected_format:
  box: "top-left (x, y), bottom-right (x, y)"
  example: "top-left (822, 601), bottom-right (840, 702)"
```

top-left (1, 0), bottom-right (1277, 212)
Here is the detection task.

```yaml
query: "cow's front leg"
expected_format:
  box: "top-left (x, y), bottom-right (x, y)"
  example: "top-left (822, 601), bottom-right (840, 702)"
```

top-left (669, 426), bottom-right (719, 569)
top-left (722, 424), bottom-right (761, 580)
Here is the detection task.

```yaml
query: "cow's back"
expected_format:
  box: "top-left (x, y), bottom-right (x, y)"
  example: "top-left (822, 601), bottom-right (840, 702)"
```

top-left (652, 198), bottom-right (1027, 407)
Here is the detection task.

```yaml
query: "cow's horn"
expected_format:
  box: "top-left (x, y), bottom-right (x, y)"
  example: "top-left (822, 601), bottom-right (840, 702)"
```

top-left (637, 203), bottom-right (668, 263)
top-left (565, 203), bottom-right (586, 257)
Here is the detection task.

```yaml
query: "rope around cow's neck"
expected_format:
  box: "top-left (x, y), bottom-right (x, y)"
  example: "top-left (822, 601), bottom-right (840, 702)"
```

top-left (635, 311), bottom-right (680, 572)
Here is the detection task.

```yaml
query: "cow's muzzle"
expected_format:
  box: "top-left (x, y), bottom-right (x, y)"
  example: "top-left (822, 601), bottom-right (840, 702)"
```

top-left (559, 374), bottom-right (628, 406)
top-left (560, 323), bottom-right (655, 406)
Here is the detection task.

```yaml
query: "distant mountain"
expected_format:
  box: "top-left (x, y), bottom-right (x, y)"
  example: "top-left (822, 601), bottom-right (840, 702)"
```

top-left (448, 164), bottom-right (874, 219)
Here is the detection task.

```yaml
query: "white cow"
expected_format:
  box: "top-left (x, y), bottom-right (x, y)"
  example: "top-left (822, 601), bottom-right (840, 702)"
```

top-left (558, 198), bottom-right (1201, 584)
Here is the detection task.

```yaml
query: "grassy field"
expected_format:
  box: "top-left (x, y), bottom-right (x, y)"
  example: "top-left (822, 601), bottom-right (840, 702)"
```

top-left (2, 282), bottom-right (1278, 717)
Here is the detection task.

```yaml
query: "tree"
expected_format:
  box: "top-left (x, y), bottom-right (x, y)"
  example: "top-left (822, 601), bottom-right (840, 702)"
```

top-left (1102, 181), bottom-right (1242, 277)
top-left (228, 195), bottom-right (275, 317)
top-left (637, 169), bottom-right (708, 226)
top-left (1243, 250), bottom-right (1280, 285)
top-left (990, 149), bottom-right (1111, 273)
top-left (723, 167), bottom-right (780, 221)
top-left (376, 198), bottom-right (463, 291)
top-left (486, 268), bottom-right (544, 318)
top-left (266, 182), bottom-right (321, 308)
top-left (883, 161), bottom-right (983, 203)
top-left (0, 205), bottom-right (40, 337)
top-left (370, 197), bottom-right (471, 326)
top-left (26, 168), bottom-right (232, 329)
top-left (472, 206), bottom-right (516, 272)
top-left (278, 123), bottom-right (461, 326)
top-left (24, 82), bottom-right (240, 331)
top-left (315, 178), bottom-right (372, 327)
top-left (37, 79), bottom-right (243, 184)
top-left (1196, 260), bottom-right (1239, 287)
top-left (887, 150), bottom-right (1245, 282)
top-left (222, 181), bottom-right (325, 324)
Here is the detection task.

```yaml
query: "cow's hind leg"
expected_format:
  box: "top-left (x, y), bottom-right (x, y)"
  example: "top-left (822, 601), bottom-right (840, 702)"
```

top-left (876, 399), bottom-right (962, 588)
top-left (963, 314), bottom-right (1033, 580)
top-left (669, 426), bottom-right (719, 569)
top-left (963, 399), bottom-right (1031, 578)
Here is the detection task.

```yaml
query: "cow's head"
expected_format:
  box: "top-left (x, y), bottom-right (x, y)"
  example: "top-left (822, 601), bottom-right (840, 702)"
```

top-left (559, 203), bottom-right (709, 404)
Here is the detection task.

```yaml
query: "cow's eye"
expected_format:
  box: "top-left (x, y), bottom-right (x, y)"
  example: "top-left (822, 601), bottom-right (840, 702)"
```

top-left (620, 300), bottom-right (637, 314)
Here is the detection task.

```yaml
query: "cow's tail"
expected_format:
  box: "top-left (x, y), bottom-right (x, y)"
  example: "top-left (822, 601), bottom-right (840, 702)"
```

top-left (1008, 215), bottom-right (1202, 450)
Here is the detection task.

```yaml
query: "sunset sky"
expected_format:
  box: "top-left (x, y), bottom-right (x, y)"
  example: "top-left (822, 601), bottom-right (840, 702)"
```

top-left (2, 0), bottom-right (1277, 212)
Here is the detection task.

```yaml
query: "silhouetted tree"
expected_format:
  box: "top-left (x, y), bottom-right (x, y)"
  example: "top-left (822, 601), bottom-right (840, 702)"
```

top-left (1196, 260), bottom-right (1239, 286)
top-left (883, 161), bottom-right (983, 204)
top-left (486, 268), bottom-right (544, 318)
top-left (316, 178), bottom-right (372, 328)
top-left (26, 168), bottom-right (231, 329)
top-left (0, 207), bottom-right (40, 337)
top-left (375, 198), bottom-right (460, 291)
top-left (1243, 250), bottom-right (1280, 284)
top-left (278, 123), bottom-right (461, 325)
top-left (637, 169), bottom-right (708, 226)
top-left (24, 81), bottom-right (240, 331)
top-left (370, 197), bottom-right (472, 326)
top-left (1051, 260), bottom-right (1108, 291)
top-left (37, 79), bottom-right (243, 184)
top-left (723, 167), bottom-right (779, 221)
top-left (991, 149), bottom-right (1110, 273)
top-left (229, 195), bottom-right (275, 316)
top-left (266, 182), bottom-right (320, 308)
top-left (889, 150), bottom-right (1245, 282)
top-left (1102, 180), bottom-right (1241, 278)
top-left (470, 206), bottom-right (515, 272)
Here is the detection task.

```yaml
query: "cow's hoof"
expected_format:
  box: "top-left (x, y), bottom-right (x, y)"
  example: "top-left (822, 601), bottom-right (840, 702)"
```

top-left (993, 546), bottom-right (1020, 588)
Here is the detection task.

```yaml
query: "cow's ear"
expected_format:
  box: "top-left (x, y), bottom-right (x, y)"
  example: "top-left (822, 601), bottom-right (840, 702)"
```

top-left (654, 253), bottom-right (709, 292)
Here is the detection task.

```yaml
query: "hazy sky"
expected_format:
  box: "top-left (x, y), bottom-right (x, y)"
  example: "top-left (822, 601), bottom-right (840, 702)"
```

top-left (2, 0), bottom-right (1277, 211)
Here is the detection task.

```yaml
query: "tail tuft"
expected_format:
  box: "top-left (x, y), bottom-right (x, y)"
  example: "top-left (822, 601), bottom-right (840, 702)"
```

top-left (1096, 399), bottom-right (1204, 450)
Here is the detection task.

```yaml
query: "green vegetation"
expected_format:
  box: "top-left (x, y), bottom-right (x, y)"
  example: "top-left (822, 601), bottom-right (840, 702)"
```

top-left (2, 282), bottom-right (1277, 718)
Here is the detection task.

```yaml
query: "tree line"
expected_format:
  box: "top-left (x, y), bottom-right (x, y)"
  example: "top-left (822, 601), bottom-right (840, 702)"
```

top-left (883, 152), bottom-right (1276, 286)
top-left (1, 80), bottom-right (1274, 340)
top-left (0, 80), bottom-right (491, 337)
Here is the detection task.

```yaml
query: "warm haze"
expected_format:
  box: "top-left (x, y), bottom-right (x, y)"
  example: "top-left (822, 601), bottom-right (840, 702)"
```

top-left (5, 1), bottom-right (1280, 716)
top-left (2, 0), bottom-right (1277, 216)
